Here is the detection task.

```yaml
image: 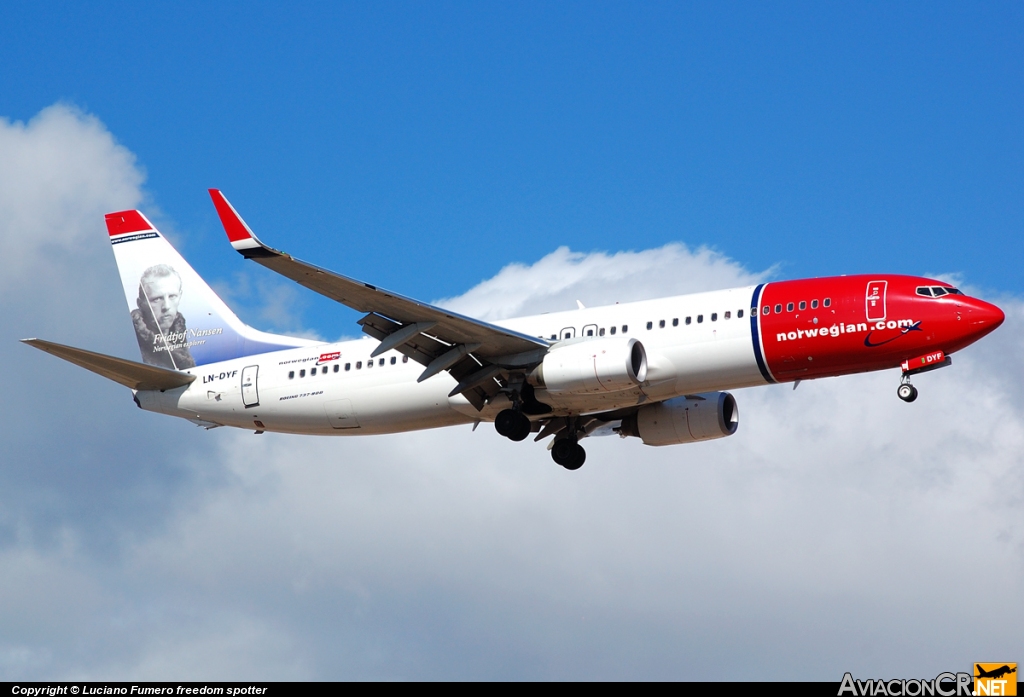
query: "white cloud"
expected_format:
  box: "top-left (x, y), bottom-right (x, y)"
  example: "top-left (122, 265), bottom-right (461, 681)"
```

top-left (1, 104), bottom-right (1022, 679)
top-left (0, 104), bottom-right (144, 295)
top-left (438, 244), bottom-right (771, 320)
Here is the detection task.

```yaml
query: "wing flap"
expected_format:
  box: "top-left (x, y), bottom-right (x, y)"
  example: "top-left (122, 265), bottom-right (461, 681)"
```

top-left (22, 339), bottom-right (196, 391)
top-left (357, 313), bottom-right (451, 367)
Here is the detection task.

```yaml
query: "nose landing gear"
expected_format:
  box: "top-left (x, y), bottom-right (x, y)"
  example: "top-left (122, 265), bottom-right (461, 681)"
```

top-left (896, 351), bottom-right (952, 403)
top-left (897, 380), bottom-right (918, 403)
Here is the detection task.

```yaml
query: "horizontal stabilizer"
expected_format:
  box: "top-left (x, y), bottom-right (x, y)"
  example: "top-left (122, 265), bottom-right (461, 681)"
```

top-left (21, 339), bottom-right (196, 391)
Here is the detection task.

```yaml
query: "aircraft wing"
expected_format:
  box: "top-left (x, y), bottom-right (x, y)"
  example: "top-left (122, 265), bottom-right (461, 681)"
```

top-left (209, 190), bottom-right (549, 409)
top-left (22, 338), bottom-right (196, 391)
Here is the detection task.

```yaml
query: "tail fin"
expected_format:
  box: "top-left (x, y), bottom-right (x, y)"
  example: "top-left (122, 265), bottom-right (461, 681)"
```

top-left (105, 209), bottom-right (316, 369)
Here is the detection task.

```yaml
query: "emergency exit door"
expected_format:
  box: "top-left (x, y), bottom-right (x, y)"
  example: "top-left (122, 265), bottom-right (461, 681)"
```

top-left (241, 365), bottom-right (259, 408)
top-left (866, 281), bottom-right (887, 321)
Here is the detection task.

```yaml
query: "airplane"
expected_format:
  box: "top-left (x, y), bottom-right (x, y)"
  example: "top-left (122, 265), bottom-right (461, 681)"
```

top-left (22, 190), bottom-right (1005, 470)
top-left (975, 665), bottom-right (1016, 680)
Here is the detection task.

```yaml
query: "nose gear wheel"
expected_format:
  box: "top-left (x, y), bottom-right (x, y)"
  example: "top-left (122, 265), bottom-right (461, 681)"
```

top-left (897, 373), bottom-right (918, 403)
top-left (897, 382), bottom-right (918, 402)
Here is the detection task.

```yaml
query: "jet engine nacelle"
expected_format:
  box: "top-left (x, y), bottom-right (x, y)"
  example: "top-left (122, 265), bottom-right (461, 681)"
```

top-left (529, 337), bottom-right (648, 395)
top-left (620, 392), bottom-right (739, 446)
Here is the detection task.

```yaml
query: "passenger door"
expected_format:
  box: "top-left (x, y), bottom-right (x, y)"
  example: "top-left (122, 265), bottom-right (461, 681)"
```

top-left (241, 365), bottom-right (260, 408)
top-left (865, 281), bottom-right (887, 322)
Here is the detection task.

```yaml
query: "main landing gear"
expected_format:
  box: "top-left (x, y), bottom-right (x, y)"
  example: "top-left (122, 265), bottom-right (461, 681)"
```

top-left (494, 408), bottom-right (531, 442)
top-left (897, 375), bottom-right (918, 403)
top-left (494, 379), bottom-right (551, 443)
top-left (493, 380), bottom-right (584, 470)
top-left (494, 408), bottom-right (588, 471)
top-left (551, 436), bottom-right (586, 470)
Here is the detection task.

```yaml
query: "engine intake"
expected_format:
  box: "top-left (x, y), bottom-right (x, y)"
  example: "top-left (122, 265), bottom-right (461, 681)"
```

top-left (529, 337), bottom-right (647, 395)
top-left (620, 392), bottom-right (739, 446)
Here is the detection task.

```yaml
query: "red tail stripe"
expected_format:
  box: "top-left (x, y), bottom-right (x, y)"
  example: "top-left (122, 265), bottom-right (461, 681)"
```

top-left (105, 210), bottom-right (151, 236)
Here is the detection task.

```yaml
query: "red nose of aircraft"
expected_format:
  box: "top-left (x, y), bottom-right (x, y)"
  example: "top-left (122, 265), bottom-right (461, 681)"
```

top-left (965, 297), bottom-right (1005, 336)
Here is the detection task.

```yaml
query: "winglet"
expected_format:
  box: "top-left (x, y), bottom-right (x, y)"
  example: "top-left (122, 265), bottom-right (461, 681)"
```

top-left (208, 189), bottom-right (273, 257)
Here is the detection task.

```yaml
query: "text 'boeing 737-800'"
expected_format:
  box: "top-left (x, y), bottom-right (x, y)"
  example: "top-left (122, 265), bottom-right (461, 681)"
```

top-left (23, 190), bottom-right (1005, 470)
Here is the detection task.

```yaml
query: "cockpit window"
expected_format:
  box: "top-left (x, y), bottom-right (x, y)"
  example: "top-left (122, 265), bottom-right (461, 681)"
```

top-left (917, 285), bottom-right (963, 298)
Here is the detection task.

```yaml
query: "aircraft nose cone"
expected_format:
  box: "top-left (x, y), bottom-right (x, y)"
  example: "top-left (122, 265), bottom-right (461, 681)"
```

top-left (962, 296), bottom-right (1003, 335)
top-left (968, 298), bottom-right (1005, 330)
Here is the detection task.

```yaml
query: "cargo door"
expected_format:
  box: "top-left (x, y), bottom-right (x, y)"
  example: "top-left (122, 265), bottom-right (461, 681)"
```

top-left (866, 280), bottom-right (887, 322)
top-left (325, 398), bottom-right (360, 429)
top-left (241, 365), bottom-right (260, 408)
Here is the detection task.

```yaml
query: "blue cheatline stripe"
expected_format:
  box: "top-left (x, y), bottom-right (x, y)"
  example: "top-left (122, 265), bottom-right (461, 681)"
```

top-left (750, 284), bottom-right (776, 384)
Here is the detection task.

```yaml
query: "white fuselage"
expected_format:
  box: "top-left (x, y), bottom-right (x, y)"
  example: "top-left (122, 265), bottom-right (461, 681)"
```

top-left (137, 286), bottom-right (768, 434)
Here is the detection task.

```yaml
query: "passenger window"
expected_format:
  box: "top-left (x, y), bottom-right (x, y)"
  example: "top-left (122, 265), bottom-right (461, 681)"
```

top-left (672, 318), bottom-right (678, 327)
top-left (610, 326), bottom-right (616, 335)
top-left (647, 321), bottom-right (653, 330)
top-left (379, 358), bottom-right (385, 366)
top-left (402, 356), bottom-right (408, 363)
top-left (300, 369), bottom-right (306, 378)
top-left (724, 311), bottom-right (731, 319)
top-left (697, 315), bottom-right (704, 323)
top-left (811, 299), bottom-right (818, 309)
top-left (739, 309), bottom-right (745, 318)
top-left (685, 316), bottom-right (691, 325)
top-left (711, 313), bottom-right (717, 321)
top-left (659, 320), bottom-right (665, 328)
top-left (367, 360), bottom-right (373, 368)
top-left (622, 325), bottom-right (628, 333)
top-left (824, 298), bottom-right (831, 307)
top-left (763, 306), bottom-right (770, 315)
top-left (787, 303), bottom-right (794, 312)
top-left (391, 356), bottom-right (396, 364)
top-left (288, 371), bottom-right (295, 379)
top-left (345, 363), bottom-right (351, 371)
top-left (334, 364), bottom-right (340, 372)
top-left (599, 328), bottom-right (605, 336)
top-left (774, 304), bottom-right (782, 314)
top-left (799, 301), bottom-right (806, 310)
top-left (356, 362), bottom-right (362, 369)
top-left (550, 334), bottom-right (557, 340)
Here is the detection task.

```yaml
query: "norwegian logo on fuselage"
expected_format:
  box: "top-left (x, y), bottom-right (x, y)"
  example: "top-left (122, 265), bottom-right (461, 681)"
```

top-left (774, 319), bottom-right (918, 344)
top-left (318, 351), bottom-right (340, 364)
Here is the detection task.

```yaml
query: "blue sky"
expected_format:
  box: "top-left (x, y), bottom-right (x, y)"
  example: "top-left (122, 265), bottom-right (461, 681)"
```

top-left (2, 1), bottom-right (1020, 331)
top-left (0, 2), bottom-right (1022, 680)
